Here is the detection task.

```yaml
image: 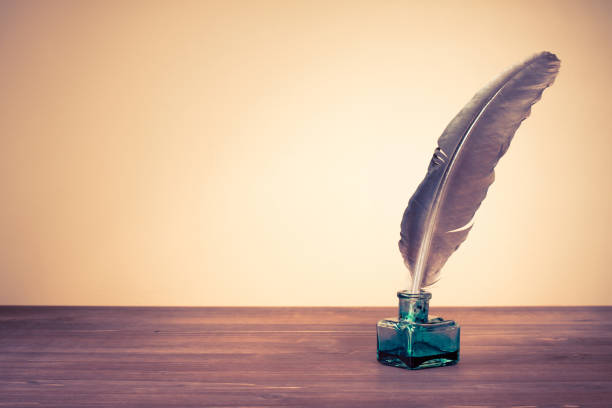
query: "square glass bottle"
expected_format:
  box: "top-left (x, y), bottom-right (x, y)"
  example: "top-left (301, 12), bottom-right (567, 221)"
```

top-left (376, 291), bottom-right (460, 369)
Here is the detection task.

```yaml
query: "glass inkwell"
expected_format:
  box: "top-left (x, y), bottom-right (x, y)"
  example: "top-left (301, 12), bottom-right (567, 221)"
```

top-left (376, 291), bottom-right (459, 369)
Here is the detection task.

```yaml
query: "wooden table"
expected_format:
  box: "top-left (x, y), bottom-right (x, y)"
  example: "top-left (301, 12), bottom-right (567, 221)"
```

top-left (1, 306), bottom-right (611, 407)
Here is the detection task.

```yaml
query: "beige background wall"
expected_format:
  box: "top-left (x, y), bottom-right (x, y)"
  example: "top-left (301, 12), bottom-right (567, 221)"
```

top-left (1, 0), bottom-right (611, 306)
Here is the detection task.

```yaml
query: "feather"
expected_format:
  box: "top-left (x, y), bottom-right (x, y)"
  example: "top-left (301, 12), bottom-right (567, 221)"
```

top-left (399, 51), bottom-right (560, 293)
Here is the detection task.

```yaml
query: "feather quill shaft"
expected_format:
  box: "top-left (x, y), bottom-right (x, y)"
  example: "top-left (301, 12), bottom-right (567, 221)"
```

top-left (399, 52), bottom-right (560, 293)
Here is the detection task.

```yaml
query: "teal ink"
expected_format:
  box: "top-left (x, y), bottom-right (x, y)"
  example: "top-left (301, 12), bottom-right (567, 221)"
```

top-left (376, 291), bottom-right (459, 369)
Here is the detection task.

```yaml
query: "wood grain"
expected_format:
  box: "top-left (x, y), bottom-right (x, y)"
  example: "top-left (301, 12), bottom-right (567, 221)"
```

top-left (1, 306), bottom-right (611, 407)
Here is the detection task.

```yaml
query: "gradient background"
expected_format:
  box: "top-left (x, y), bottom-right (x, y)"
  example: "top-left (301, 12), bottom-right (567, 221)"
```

top-left (1, 0), bottom-right (610, 306)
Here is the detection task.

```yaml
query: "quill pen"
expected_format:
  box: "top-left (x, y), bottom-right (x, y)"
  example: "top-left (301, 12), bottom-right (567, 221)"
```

top-left (399, 51), bottom-right (560, 294)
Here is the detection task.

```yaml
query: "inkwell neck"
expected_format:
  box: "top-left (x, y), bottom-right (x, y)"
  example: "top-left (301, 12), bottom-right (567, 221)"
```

top-left (398, 291), bottom-right (431, 323)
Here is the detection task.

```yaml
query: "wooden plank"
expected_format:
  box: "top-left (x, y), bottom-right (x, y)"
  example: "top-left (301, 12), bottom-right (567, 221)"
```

top-left (1, 306), bottom-right (611, 407)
